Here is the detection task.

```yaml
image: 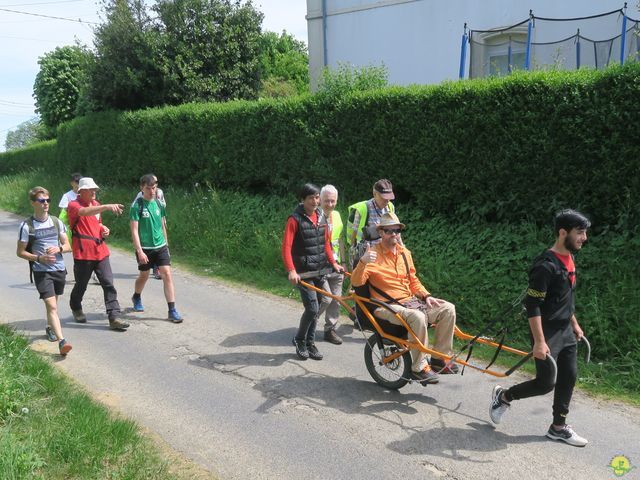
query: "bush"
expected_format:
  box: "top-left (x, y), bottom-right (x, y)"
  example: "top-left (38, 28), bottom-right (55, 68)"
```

top-left (0, 140), bottom-right (56, 176)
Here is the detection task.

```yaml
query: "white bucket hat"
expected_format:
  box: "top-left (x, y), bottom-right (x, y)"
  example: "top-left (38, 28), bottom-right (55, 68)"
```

top-left (77, 177), bottom-right (100, 191)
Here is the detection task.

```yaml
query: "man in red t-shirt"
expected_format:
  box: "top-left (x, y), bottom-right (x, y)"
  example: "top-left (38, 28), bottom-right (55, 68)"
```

top-left (67, 177), bottom-right (129, 330)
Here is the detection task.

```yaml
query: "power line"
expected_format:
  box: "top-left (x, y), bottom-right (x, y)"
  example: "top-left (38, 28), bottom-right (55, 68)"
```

top-left (0, 0), bottom-right (84, 6)
top-left (0, 116), bottom-right (39, 133)
top-left (0, 98), bottom-right (33, 106)
top-left (0, 6), bottom-right (98, 24)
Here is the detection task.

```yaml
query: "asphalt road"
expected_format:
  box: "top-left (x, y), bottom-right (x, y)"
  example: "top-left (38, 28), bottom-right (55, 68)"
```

top-left (1, 209), bottom-right (638, 480)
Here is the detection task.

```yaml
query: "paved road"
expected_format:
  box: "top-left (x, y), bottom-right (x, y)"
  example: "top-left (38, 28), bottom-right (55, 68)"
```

top-left (1, 210), bottom-right (638, 480)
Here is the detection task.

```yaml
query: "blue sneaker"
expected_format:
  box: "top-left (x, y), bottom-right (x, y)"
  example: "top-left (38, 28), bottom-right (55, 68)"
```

top-left (132, 295), bottom-right (144, 312)
top-left (168, 308), bottom-right (183, 323)
top-left (45, 326), bottom-right (58, 342)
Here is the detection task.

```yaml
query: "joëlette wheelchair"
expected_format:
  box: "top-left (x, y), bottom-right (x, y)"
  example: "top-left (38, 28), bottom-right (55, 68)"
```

top-left (298, 270), bottom-right (590, 390)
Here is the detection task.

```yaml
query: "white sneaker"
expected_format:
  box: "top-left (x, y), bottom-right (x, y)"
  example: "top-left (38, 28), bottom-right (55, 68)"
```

top-left (546, 424), bottom-right (588, 447)
top-left (489, 385), bottom-right (510, 424)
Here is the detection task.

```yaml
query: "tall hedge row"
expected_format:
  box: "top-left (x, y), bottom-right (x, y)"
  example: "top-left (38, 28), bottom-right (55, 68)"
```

top-left (0, 140), bottom-right (56, 175)
top-left (3, 64), bottom-right (640, 228)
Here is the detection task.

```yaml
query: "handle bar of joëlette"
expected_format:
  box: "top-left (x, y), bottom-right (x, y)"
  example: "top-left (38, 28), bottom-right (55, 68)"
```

top-left (296, 271), bottom-right (541, 378)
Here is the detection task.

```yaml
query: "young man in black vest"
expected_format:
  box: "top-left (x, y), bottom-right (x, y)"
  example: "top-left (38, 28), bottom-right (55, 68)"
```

top-left (282, 184), bottom-right (343, 360)
top-left (489, 209), bottom-right (590, 447)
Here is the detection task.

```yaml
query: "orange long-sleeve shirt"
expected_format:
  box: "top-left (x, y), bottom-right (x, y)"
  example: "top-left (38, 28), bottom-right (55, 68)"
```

top-left (351, 243), bottom-right (430, 302)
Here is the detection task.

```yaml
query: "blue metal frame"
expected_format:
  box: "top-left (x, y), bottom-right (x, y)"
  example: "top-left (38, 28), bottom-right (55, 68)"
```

top-left (525, 15), bottom-right (533, 70)
top-left (459, 25), bottom-right (468, 79)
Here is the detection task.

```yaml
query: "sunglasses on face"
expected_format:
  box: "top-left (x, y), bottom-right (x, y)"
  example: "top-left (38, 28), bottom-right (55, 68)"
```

top-left (382, 228), bottom-right (401, 235)
top-left (35, 198), bottom-right (51, 204)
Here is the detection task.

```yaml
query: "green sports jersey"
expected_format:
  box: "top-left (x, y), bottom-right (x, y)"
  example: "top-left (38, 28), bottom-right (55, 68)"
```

top-left (130, 197), bottom-right (166, 249)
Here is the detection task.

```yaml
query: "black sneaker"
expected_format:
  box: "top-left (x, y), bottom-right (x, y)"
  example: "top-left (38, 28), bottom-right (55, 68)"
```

top-left (45, 326), bottom-right (58, 342)
top-left (430, 357), bottom-right (459, 374)
top-left (410, 366), bottom-right (439, 385)
top-left (292, 338), bottom-right (309, 360)
top-left (489, 385), bottom-right (511, 424)
top-left (546, 424), bottom-right (588, 447)
top-left (324, 329), bottom-right (342, 345)
top-left (307, 343), bottom-right (323, 360)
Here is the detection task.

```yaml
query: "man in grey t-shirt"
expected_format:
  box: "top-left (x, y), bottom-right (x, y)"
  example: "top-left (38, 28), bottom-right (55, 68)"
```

top-left (17, 186), bottom-right (73, 356)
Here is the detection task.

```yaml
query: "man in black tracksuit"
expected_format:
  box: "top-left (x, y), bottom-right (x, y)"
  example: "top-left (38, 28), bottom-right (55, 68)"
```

top-left (489, 209), bottom-right (591, 447)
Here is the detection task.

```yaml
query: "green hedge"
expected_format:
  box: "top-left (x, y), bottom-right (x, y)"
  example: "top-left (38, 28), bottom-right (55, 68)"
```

top-left (3, 64), bottom-right (640, 229)
top-left (0, 140), bottom-right (56, 175)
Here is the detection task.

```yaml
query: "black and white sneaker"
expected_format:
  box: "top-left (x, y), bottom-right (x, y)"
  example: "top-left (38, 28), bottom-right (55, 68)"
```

top-left (306, 343), bottom-right (323, 360)
top-left (292, 338), bottom-right (309, 360)
top-left (489, 385), bottom-right (510, 424)
top-left (546, 424), bottom-right (588, 447)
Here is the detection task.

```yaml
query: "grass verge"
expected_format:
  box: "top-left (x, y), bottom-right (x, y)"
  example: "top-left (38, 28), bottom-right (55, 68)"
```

top-left (0, 323), bottom-right (214, 479)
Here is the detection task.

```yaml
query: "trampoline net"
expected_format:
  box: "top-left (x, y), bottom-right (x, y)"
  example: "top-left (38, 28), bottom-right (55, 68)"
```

top-left (468, 8), bottom-right (640, 78)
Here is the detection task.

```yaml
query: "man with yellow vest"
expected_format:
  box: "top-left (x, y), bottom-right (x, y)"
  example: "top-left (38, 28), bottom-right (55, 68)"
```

top-left (347, 179), bottom-right (396, 268)
top-left (318, 185), bottom-right (347, 344)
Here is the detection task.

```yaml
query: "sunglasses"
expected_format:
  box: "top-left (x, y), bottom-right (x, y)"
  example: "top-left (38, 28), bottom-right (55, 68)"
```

top-left (382, 228), bottom-right (401, 235)
top-left (35, 198), bottom-right (51, 204)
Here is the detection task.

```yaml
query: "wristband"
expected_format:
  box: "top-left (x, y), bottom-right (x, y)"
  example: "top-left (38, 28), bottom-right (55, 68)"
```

top-left (36, 255), bottom-right (41, 263)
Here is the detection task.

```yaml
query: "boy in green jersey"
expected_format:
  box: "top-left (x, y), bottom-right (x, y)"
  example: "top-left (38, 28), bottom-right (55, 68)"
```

top-left (130, 174), bottom-right (182, 323)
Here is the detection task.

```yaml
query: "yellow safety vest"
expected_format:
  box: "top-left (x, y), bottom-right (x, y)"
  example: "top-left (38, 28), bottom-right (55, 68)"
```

top-left (346, 200), bottom-right (395, 246)
top-left (328, 210), bottom-right (344, 263)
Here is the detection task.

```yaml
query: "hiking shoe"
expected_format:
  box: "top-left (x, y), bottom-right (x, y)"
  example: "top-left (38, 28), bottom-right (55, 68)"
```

top-left (45, 326), bottom-right (58, 342)
top-left (546, 424), bottom-right (588, 447)
top-left (131, 295), bottom-right (144, 312)
top-left (292, 338), bottom-right (309, 360)
top-left (71, 309), bottom-right (86, 323)
top-left (489, 385), bottom-right (511, 424)
top-left (58, 339), bottom-right (72, 356)
top-left (430, 357), bottom-right (460, 374)
top-left (411, 366), bottom-right (439, 385)
top-left (307, 343), bottom-right (323, 360)
top-left (324, 329), bottom-right (343, 345)
top-left (168, 308), bottom-right (183, 323)
top-left (153, 266), bottom-right (162, 280)
top-left (109, 318), bottom-right (130, 331)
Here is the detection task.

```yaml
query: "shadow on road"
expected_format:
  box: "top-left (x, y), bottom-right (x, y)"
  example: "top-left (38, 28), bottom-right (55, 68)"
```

top-left (388, 421), bottom-right (547, 461)
top-left (219, 328), bottom-right (298, 347)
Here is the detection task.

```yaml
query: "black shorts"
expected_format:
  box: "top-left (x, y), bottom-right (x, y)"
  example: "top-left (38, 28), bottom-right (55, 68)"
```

top-left (136, 245), bottom-right (171, 271)
top-left (33, 270), bottom-right (66, 299)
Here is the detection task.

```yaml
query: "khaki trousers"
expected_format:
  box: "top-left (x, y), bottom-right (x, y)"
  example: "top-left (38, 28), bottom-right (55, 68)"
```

top-left (375, 300), bottom-right (456, 372)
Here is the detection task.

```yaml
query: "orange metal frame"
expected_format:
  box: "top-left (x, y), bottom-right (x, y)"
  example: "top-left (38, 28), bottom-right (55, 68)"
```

top-left (299, 277), bottom-right (532, 378)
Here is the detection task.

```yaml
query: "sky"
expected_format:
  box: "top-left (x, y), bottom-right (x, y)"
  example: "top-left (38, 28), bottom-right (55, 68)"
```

top-left (0, 0), bottom-right (308, 151)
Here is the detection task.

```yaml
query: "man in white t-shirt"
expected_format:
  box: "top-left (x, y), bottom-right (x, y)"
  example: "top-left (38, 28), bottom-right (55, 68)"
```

top-left (17, 186), bottom-right (73, 356)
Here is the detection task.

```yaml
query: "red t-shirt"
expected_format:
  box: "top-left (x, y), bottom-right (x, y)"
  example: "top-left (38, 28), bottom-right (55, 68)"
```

top-left (67, 199), bottom-right (110, 261)
top-left (281, 211), bottom-right (335, 273)
top-left (552, 251), bottom-right (575, 286)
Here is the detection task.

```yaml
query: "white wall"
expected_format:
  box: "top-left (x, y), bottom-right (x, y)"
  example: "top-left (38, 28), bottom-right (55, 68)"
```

top-left (306, 0), bottom-right (630, 89)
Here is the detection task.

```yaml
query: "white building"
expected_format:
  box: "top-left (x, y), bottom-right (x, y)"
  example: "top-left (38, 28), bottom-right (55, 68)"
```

top-left (306, 0), bottom-right (637, 89)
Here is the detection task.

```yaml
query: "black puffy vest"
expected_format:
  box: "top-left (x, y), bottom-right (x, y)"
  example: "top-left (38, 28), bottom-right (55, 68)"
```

top-left (290, 204), bottom-right (328, 273)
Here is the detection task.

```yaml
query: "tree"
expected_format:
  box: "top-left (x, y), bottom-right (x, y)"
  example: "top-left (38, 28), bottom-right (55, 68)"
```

top-left (4, 118), bottom-right (48, 151)
top-left (154, 0), bottom-right (264, 103)
top-left (33, 45), bottom-right (92, 129)
top-left (85, 0), bottom-right (165, 111)
top-left (258, 30), bottom-right (309, 97)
